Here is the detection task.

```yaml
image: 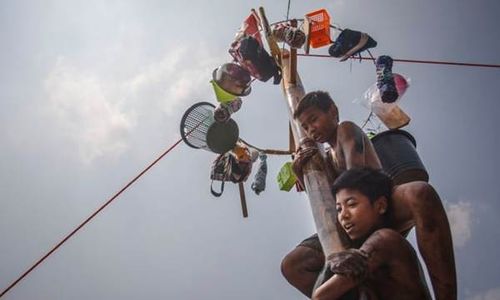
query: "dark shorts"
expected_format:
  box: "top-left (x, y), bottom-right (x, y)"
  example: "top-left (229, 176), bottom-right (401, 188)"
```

top-left (298, 233), bottom-right (323, 253)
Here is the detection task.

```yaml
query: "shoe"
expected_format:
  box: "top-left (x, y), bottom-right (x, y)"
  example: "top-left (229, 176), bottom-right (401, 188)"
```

top-left (328, 29), bottom-right (377, 61)
top-left (272, 24), bottom-right (288, 43)
top-left (285, 27), bottom-right (306, 49)
top-left (272, 24), bottom-right (306, 49)
top-left (376, 55), bottom-right (399, 103)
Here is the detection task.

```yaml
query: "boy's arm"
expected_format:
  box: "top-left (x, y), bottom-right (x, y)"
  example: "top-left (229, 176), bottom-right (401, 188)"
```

top-left (359, 228), bottom-right (401, 272)
top-left (313, 229), bottom-right (402, 300)
top-left (291, 138), bottom-right (318, 187)
top-left (337, 121), bottom-right (367, 169)
top-left (312, 248), bottom-right (367, 300)
top-left (312, 274), bottom-right (357, 300)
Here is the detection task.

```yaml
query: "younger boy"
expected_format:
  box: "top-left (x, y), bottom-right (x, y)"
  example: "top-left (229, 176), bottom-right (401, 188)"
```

top-left (312, 168), bottom-right (432, 300)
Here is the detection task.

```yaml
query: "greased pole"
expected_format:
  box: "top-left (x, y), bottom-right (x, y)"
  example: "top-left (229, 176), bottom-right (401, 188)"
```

top-left (257, 7), bottom-right (347, 259)
top-left (281, 52), bottom-right (347, 256)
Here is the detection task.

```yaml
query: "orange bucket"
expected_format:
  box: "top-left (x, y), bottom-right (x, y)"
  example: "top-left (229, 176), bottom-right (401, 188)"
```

top-left (305, 9), bottom-right (331, 48)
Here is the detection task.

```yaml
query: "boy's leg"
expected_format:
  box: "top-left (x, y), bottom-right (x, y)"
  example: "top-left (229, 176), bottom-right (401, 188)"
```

top-left (281, 234), bottom-right (325, 298)
top-left (392, 182), bottom-right (457, 300)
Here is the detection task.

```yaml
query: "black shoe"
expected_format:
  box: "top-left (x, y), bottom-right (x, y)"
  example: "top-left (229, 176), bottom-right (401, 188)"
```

top-left (328, 29), bottom-right (377, 61)
top-left (376, 55), bottom-right (399, 103)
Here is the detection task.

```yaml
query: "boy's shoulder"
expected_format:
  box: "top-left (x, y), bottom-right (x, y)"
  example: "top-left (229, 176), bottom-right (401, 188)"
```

top-left (338, 120), bottom-right (359, 128)
top-left (370, 228), bottom-right (406, 243)
top-left (363, 228), bottom-right (413, 258)
top-left (338, 121), bottom-right (363, 133)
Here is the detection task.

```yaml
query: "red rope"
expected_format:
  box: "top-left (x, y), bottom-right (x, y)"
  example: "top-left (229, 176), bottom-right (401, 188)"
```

top-left (0, 135), bottom-right (187, 298)
top-left (297, 53), bottom-right (500, 69)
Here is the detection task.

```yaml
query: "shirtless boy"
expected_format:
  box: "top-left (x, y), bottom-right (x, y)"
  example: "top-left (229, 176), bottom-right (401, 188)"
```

top-left (281, 91), bottom-right (456, 300)
top-left (312, 167), bottom-right (432, 300)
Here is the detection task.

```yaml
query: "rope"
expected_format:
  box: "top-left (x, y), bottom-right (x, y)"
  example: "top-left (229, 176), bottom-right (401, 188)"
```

top-left (297, 53), bottom-right (500, 69)
top-left (360, 111), bottom-right (374, 129)
top-left (285, 0), bottom-right (291, 21)
top-left (0, 122), bottom-right (205, 298)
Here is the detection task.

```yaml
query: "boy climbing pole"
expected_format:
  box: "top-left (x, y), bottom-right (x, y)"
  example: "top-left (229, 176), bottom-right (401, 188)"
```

top-left (280, 91), bottom-right (456, 300)
top-left (313, 167), bottom-right (432, 300)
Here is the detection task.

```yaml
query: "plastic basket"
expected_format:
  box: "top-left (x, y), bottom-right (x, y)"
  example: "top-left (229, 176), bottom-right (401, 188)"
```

top-left (305, 9), bottom-right (331, 48)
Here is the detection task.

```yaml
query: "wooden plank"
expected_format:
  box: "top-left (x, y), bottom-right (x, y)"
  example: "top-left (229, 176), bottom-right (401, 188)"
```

top-left (238, 182), bottom-right (248, 218)
top-left (256, 7), bottom-right (282, 67)
top-left (303, 17), bottom-right (311, 55)
top-left (289, 123), bottom-right (296, 153)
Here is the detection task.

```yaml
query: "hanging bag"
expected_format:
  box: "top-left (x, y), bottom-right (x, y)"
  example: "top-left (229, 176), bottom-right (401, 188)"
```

top-left (229, 35), bottom-right (282, 84)
top-left (210, 153), bottom-right (232, 197)
top-left (210, 152), bottom-right (253, 197)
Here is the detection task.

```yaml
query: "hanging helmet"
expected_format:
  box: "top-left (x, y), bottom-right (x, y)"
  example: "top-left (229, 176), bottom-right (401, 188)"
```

top-left (212, 63), bottom-right (252, 97)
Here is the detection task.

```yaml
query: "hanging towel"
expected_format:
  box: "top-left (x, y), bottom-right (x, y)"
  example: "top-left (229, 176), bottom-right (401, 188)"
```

top-left (251, 153), bottom-right (267, 195)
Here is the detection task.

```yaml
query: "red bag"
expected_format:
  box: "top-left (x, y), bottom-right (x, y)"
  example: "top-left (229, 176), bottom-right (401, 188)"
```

top-left (234, 12), bottom-right (263, 46)
top-left (229, 36), bottom-right (282, 84)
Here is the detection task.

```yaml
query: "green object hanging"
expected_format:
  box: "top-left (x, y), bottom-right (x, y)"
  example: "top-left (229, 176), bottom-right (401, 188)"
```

top-left (277, 161), bottom-right (297, 191)
top-left (211, 80), bottom-right (237, 104)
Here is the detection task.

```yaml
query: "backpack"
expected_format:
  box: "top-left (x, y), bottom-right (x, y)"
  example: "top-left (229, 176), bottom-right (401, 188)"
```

top-left (210, 152), bottom-right (252, 197)
top-left (229, 35), bottom-right (282, 84)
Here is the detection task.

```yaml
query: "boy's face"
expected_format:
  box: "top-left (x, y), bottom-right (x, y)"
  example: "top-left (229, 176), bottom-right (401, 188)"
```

top-left (297, 106), bottom-right (338, 144)
top-left (335, 188), bottom-right (387, 241)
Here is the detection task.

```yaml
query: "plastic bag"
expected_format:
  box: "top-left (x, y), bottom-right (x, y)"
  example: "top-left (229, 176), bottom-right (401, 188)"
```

top-left (357, 73), bottom-right (411, 130)
top-left (362, 73), bottom-right (410, 108)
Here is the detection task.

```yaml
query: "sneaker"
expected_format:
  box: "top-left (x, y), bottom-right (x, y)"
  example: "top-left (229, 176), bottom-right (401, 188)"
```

top-left (284, 27), bottom-right (306, 49)
top-left (272, 24), bottom-right (288, 43)
top-left (376, 55), bottom-right (399, 103)
top-left (272, 24), bottom-right (306, 49)
top-left (328, 29), bottom-right (377, 61)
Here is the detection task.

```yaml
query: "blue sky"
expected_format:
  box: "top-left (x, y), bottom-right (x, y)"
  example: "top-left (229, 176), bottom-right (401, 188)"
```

top-left (1, 1), bottom-right (499, 299)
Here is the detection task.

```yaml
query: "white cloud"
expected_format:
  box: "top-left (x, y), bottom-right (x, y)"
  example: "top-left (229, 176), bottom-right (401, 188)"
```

top-left (125, 44), bottom-right (220, 117)
top-left (446, 201), bottom-right (473, 248)
top-left (468, 287), bottom-right (500, 300)
top-left (44, 44), bottom-right (222, 164)
top-left (44, 57), bottom-right (134, 164)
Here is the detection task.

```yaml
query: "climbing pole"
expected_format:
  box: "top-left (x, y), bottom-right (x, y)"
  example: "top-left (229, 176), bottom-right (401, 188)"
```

top-left (259, 7), bottom-right (348, 287)
top-left (280, 51), bottom-right (348, 255)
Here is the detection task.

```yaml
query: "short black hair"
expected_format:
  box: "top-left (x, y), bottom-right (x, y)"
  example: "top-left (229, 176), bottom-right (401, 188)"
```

top-left (293, 91), bottom-right (338, 119)
top-left (332, 167), bottom-right (393, 204)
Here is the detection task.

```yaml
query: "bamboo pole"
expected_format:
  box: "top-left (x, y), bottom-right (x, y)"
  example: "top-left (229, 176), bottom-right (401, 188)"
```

top-left (281, 52), bottom-right (347, 256)
top-left (257, 6), bottom-right (347, 285)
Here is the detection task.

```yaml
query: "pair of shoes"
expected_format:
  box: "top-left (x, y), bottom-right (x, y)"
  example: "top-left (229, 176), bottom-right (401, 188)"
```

top-left (328, 28), bottom-right (377, 61)
top-left (272, 23), bottom-right (306, 49)
top-left (285, 27), bottom-right (306, 48)
top-left (376, 55), bottom-right (399, 103)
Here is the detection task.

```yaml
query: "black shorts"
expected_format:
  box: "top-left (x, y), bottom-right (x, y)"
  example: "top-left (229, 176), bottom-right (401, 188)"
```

top-left (298, 233), bottom-right (323, 253)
